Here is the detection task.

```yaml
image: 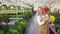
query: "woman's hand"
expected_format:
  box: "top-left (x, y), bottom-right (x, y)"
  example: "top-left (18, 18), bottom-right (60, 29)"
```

top-left (42, 17), bottom-right (49, 23)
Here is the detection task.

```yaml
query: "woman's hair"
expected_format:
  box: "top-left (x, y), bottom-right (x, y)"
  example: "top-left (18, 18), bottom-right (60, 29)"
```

top-left (38, 7), bottom-right (46, 15)
top-left (38, 7), bottom-right (43, 12)
top-left (38, 7), bottom-right (43, 11)
top-left (38, 7), bottom-right (43, 9)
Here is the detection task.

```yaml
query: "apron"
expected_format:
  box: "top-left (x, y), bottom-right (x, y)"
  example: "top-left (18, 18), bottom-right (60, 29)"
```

top-left (38, 15), bottom-right (50, 34)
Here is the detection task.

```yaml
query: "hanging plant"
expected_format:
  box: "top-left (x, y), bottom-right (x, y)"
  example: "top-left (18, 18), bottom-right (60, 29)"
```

top-left (0, 5), bottom-right (8, 10)
top-left (1, 6), bottom-right (5, 10)
top-left (16, 6), bottom-right (21, 10)
top-left (8, 5), bottom-right (16, 10)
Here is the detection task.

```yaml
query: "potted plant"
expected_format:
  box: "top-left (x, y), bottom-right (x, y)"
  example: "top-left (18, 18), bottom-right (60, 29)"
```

top-left (3, 14), bottom-right (10, 25)
top-left (51, 9), bottom-right (60, 33)
top-left (0, 14), bottom-right (4, 29)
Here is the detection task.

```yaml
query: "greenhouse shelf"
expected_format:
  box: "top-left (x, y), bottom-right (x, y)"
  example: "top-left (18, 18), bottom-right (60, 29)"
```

top-left (0, 10), bottom-right (24, 14)
top-left (9, 18), bottom-right (23, 20)
top-left (1, 18), bottom-right (23, 25)
top-left (1, 21), bottom-right (16, 25)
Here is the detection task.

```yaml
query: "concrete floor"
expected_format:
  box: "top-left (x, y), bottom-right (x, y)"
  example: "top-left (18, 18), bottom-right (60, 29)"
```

top-left (25, 14), bottom-right (39, 34)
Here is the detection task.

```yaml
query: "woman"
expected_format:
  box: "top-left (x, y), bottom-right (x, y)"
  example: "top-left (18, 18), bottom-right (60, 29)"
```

top-left (36, 7), bottom-right (50, 34)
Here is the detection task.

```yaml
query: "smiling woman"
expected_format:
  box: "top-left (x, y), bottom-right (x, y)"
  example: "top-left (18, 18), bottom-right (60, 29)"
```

top-left (36, 7), bottom-right (50, 34)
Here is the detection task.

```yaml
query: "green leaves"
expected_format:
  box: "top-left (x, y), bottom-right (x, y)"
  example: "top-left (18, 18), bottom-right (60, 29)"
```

top-left (0, 5), bottom-right (8, 10)
top-left (0, 30), bottom-right (4, 34)
top-left (51, 9), bottom-right (60, 32)
top-left (0, 14), bottom-right (9, 22)
top-left (52, 11), bottom-right (60, 19)
top-left (7, 28), bottom-right (19, 34)
top-left (15, 19), bottom-right (28, 31)
top-left (8, 5), bottom-right (16, 10)
top-left (0, 15), bottom-right (3, 21)
top-left (20, 20), bottom-right (28, 28)
top-left (23, 12), bottom-right (31, 20)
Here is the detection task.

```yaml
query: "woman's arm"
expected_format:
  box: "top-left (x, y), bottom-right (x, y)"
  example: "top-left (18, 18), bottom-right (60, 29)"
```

top-left (41, 16), bottom-right (49, 26)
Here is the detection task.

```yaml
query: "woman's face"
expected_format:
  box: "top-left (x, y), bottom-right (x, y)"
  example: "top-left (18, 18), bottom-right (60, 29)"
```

top-left (38, 8), bottom-right (43, 14)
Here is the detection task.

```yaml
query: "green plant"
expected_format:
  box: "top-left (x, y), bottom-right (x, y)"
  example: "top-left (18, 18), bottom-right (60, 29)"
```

top-left (23, 12), bottom-right (31, 20)
top-left (16, 6), bottom-right (21, 10)
top-left (51, 10), bottom-right (60, 32)
top-left (2, 25), bottom-right (11, 34)
top-left (18, 13), bottom-right (23, 18)
top-left (15, 19), bottom-right (28, 31)
top-left (7, 28), bottom-right (20, 34)
top-left (0, 30), bottom-right (4, 34)
top-left (0, 5), bottom-right (8, 10)
top-left (3, 14), bottom-right (10, 22)
top-left (0, 14), bottom-right (3, 22)
top-left (8, 5), bottom-right (16, 10)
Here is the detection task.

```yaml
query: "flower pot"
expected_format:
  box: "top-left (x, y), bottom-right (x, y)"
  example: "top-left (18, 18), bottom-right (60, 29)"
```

top-left (0, 22), bottom-right (2, 30)
top-left (4, 19), bottom-right (10, 22)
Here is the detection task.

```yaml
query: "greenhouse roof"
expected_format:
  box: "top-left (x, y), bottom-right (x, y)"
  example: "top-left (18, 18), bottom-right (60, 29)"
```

top-left (1, 0), bottom-right (60, 10)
